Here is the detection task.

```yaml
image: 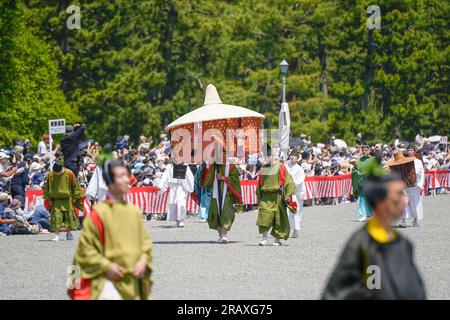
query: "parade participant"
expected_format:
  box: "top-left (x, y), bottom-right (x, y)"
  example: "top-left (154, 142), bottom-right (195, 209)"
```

top-left (322, 170), bottom-right (426, 300)
top-left (256, 146), bottom-right (297, 246)
top-left (386, 151), bottom-right (422, 228)
top-left (157, 157), bottom-right (194, 228)
top-left (285, 148), bottom-right (305, 238)
top-left (352, 144), bottom-right (372, 222)
top-left (70, 159), bottom-right (153, 300)
top-left (193, 161), bottom-right (211, 223)
top-left (43, 157), bottom-right (84, 241)
top-left (203, 150), bottom-right (242, 244)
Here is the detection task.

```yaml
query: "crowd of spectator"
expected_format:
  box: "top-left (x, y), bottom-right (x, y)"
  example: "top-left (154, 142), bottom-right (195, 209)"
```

top-left (1, 126), bottom-right (449, 236)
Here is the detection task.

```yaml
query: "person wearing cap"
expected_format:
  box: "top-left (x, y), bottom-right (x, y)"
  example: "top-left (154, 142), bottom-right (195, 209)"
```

top-left (0, 192), bottom-right (10, 211)
top-left (256, 146), bottom-right (297, 246)
top-left (285, 148), bottom-right (305, 238)
top-left (0, 193), bottom-right (14, 235)
top-left (10, 159), bottom-right (28, 198)
top-left (38, 134), bottom-right (50, 158)
top-left (386, 150), bottom-right (423, 228)
top-left (0, 152), bottom-right (17, 193)
top-left (43, 158), bottom-right (85, 241)
top-left (322, 169), bottom-right (426, 300)
top-left (352, 144), bottom-right (373, 222)
top-left (2, 199), bottom-right (39, 234)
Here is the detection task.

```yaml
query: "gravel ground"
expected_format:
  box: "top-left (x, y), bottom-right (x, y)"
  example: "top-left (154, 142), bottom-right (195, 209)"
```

top-left (1, 195), bottom-right (449, 300)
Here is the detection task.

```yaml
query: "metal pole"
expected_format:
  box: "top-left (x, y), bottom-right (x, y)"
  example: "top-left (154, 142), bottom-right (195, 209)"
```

top-left (49, 133), bottom-right (53, 171)
top-left (282, 76), bottom-right (286, 104)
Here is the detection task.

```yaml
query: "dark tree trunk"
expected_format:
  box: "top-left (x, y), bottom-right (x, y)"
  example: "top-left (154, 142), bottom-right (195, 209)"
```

top-left (161, 1), bottom-right (178, 127)
top-left (363, 29), bottom-right (375, 109)
top-left (317, 33), bottom-right (328, 97)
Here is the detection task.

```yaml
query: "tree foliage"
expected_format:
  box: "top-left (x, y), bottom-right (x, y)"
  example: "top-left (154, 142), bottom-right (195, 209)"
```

top-left (0, 1), bottom-right (77, 145)
top-left (3, 0), bottom-right (449, 146)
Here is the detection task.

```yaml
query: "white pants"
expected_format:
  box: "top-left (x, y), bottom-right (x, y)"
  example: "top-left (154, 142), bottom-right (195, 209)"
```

top-left (288, 197), bottom-right (304, 231)
top-left (167, 202), bottom-right (187, 222)
top-left (402, 186), bottom-right (423, 221)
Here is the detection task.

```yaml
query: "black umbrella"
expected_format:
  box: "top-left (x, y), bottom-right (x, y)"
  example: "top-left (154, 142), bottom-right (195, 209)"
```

top-left (289, 137), bottom-right (305, 148)
top-left (79, 139), bottom-right (94, 150)
top-left (421, 143), bottom-right (436, 151)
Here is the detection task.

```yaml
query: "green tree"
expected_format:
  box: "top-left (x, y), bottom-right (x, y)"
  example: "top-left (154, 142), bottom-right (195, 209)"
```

top-left (0, 1), bottom-right (76, 146)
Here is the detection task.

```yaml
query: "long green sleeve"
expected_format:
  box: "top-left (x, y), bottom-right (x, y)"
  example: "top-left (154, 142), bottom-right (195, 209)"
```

top-left (74, 216), bottom-right (112, 279)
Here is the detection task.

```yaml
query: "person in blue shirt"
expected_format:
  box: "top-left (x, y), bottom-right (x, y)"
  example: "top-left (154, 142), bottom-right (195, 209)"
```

top-left (11, 162), bottom-right (29, 198)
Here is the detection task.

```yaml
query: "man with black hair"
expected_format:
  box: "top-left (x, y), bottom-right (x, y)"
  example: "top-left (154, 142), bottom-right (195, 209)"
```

top-left (43, 158), bottom-right (85, 241)
top-left (60, 124), bottom-right (85, 177)
top-left (71, 159), bottom-right (153, 300)
top-left (322, 172), bottom-right (426, 300)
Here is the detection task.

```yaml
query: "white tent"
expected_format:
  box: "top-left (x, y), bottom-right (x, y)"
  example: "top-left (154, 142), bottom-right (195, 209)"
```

top-left (165, 84), bottom-right (264, 131)
top-left (333, 139), bottom-right (348, 149)
top-left (428, 135), bottom-right (441, 143)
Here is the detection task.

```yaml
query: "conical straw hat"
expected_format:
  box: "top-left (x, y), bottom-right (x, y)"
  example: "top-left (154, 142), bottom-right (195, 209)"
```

top-left (385, 151), bottom-right (416, 167)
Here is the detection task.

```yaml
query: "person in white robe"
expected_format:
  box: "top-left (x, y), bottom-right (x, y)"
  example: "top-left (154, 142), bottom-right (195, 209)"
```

top-left (157, 162), bottom-right (194, 227)
top-left (401, 147), bottom-right (425, 227)
top-left (86, 166), bottom-right (108, 202)
top-left (285, 149), bottom-right (305, 238)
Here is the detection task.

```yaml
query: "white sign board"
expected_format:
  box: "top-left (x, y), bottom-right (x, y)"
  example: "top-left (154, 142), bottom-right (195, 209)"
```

top-left (441, 136), bottom-right (448, 144)
top-left (49, 119), bottom-right (66, 135)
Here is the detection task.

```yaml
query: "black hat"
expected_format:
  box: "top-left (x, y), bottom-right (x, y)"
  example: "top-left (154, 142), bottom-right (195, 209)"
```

top-left (65, 125), bottom-right (74, 134)
top-left (289, 148), bottom-right (301, 158)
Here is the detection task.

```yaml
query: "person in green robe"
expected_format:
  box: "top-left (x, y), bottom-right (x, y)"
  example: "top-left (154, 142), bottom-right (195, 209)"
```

top-left (352, 144), bottom-right (373, 222)
top-left (322, 171), bottom-right (426, 300)
top-left (203, 159), bottom-right (242, 244)
top-left (70, 159), bottom-right (152, 300)
top-left (43, 158), bottom-right (84, 241)
top-left (256, 155), bottom-right (297, 246)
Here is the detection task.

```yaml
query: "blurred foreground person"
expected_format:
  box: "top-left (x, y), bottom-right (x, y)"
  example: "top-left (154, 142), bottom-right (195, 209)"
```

top-left (70, 159), bottom-right (152, 300)
top-left (322, 169), bottom-right (426, 299)
top-left (44, 158), bottom-right (84, 241)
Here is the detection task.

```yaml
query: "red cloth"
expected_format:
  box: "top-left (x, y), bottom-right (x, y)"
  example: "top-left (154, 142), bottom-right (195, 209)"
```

top-left (130, 174), bottom-right (138, 187)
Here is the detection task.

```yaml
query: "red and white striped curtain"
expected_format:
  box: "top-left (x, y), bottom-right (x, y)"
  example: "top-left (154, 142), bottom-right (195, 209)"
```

top-left (24, 170), bottom-right (450, 217)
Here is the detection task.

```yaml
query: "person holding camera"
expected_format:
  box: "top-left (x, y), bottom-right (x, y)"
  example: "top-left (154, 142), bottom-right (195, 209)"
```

top-left (0, 152), bottom-right (18, 193)
top-left (60, 124), bottom-right (85, 177)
